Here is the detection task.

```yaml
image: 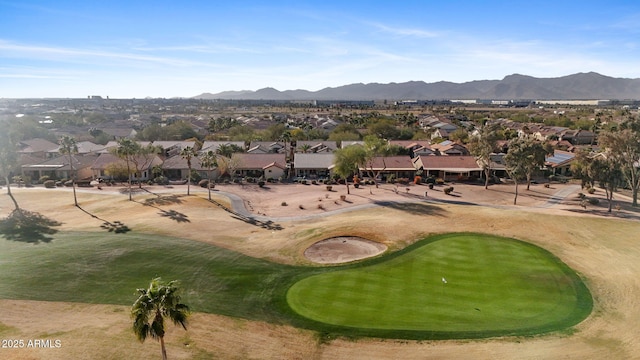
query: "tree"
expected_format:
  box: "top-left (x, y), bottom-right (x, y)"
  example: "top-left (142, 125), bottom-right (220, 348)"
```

top-left (129, 144), bottom-right (160, 189)
top-left (180, 146), bottom-right (198, 195)
top-left (215, 144), bottom-right (244, 158)
top-left (200, 150), bottom-right (217, 200)
top-left (0, 122), bottom-right (19, 210)
top-left (598, 121), bottom-right (640, 206)
top-left (468, 123), bottom-right (500, 189)
top-left (591, 154), bottom-right (623, 213)
top-left (59, 135), bottom-right (79, 206)
top-left (509, 136), bottom-right (552, 191)
top-left (131, 278), bottom-right (190, 360)
top-left (333, 145), bottom-right (367, 194)
top-left (111, 138), bottom-right (142, 201)
top-left (363, 135), bottom-right (390, 188)
top-left (504, 137), bottom-right (532, 205)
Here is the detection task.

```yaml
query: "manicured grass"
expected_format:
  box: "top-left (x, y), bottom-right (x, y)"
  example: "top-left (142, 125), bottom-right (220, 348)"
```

top-left (286, 233), bottom-right (593, 338)
top-left (0, 232), bottom-right (591, 339)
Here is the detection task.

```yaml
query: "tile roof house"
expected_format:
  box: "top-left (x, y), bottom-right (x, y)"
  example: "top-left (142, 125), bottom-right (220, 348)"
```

top-left (295, 141), bottom-right (338, 153)
top-left (412, 155), bottom-right (483, 181)
top-left (545, 150), bottom-right (576, 175)
top-left (91, 153), bottom-right (163, 181)
top-left (293, 153), bottom-right (335, 178)
top-left (21, 154), bottom-right (99, 181)
top-left (230, 153), bottom-right (287, 179)
top-left (360, 156), bottom-right (416, 180)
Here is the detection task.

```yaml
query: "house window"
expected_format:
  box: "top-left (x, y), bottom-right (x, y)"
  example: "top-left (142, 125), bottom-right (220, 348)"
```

top-left (268, 170), bottom-right (272, 173)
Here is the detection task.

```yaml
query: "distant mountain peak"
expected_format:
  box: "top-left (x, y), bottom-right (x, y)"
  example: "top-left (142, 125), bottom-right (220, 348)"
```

top-left (193, 72), bottom-right (640, 101)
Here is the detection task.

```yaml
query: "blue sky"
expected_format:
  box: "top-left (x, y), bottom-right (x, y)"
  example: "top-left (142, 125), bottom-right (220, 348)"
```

top-left (1, 0), bottom-right (639, 98)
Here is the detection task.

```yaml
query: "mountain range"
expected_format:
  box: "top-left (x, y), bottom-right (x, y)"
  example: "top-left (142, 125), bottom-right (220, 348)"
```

top-left (193, 72), bottom-right (640, 101)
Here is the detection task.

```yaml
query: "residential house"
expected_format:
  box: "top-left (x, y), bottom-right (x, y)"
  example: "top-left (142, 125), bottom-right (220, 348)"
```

top-left (91, 153), bottom-right (163, 181)
top-left (230, 153), bottom-right (287, 179)
top-left (200, 141), bottom-right (246, 154)
top-left (21, 154), bottom-right (98, 181)
top-left (545, 150), bottom-right (576, 175)
top-left (412, 155), bottom-right (483, 181)
top-left (295, 141), bottom-right (338, 153)
top-left (46, 141), bottom-right (105, 158)
top-left (162, 155), bottom-right (218, 180)
top-left (360, 156), bottom-right (415, 180)
top-left (247, 141), bottom-right (286, 154)
top-left (17, 138), bottom-right (59, 160)
top-left (430, 141), bottom-right (469, 156)
top-left (293, 153), bottom-right (334, 179)
top-left (560, 129), bottom-right (596, 145)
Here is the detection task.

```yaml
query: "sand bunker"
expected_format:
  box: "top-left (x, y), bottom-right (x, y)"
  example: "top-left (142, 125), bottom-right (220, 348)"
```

top-left (304, 236), bottom-right (387, 264)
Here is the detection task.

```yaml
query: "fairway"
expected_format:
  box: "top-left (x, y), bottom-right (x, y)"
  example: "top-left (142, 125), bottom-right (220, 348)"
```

top-left (287, 233), bottom-right (592, 338)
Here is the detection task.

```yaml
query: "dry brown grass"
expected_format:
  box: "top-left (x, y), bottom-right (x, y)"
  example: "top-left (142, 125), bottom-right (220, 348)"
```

top-left (1, 183), bottom-right (640, 359)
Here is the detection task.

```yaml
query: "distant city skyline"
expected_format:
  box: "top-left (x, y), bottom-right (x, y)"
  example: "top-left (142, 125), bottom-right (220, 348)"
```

top-left (1, 0), bottom-right (640, 98)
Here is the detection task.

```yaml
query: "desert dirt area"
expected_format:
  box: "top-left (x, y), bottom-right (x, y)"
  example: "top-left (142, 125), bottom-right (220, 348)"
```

top-left (2, 181), bottom-right (640, 359)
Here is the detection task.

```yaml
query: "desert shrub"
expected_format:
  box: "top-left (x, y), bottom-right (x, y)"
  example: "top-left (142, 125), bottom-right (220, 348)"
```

top-left (435, 178), bottom-right (445, 185)
top-left (189, 169), bottom-right (201, 183)
top-left (43, 180), bottom-right (56, 188)
top-left (39, 175), bottom-right (51, 183)
top-left (299, 204), bottom-right (305, 210)
top-left (258, 180), bottom-right (265, 187)
top-left (154, 176), bottom-right (169, 185)
top-left (587, 187), bottom-right (596, 194)
top-left (354, 183), bottom-right (359, 188)
top-left (301, 179), bottom-right (308, 185)
top-left (64, 180), bottom-right (73, 187)
top-left (444, 186), bottom-right (454, 195)
top-left (588, 198), bottom-right (600, 205)
top-left (387, 174), bottom-right (396, 184)
top-left (311, 180), bottom-right (317, 185)
top-left (281, 201), bottom-right (288, 206)
top-left (577, 193), bottom-right (586, 199)
top-left (326, 185), bottom-right (333, 191)
top-left (198, 179), bottom-right (210, 188)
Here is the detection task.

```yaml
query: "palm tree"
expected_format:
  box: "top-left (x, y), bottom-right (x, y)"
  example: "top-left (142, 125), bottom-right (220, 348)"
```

top-left (131, 278), bottom-right (190, 360)
top-left (199, 150), bottom-right (217, 200)
top-left (59, 135), bottom-right (79, 206)
top-left (180, 146), bottom-right (197, 195)
top-left (111, 138), bottom-right (141, 201)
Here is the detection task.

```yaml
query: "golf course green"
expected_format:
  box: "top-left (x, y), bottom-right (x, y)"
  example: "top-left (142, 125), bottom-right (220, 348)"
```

top-left (0, 231), bottom-right (592, 340)
top-left (287, 233), bottom-right (592, 338)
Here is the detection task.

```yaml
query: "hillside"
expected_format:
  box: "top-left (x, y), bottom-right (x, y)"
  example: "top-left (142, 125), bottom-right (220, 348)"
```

top-left (194, 72), bottom-right (640, 101)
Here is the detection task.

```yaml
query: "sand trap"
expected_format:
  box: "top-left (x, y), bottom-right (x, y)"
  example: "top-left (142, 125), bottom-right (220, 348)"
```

top-left (304, 236), bottom-right (387, 264)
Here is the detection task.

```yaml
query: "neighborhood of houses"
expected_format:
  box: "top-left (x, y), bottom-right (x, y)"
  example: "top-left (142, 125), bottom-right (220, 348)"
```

top-left (16, 115), bottom-right (592, 186)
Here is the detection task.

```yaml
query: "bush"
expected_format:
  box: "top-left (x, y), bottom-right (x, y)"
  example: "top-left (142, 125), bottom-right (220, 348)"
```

top-left (444, 186), bottom-right (454, 195)
top-left (588, 198), bottom-right (600, 205)
top-left (39, 175), bottom-right (51, 183)
top-left (258, 181), bottom-right (265, 187)
top-left (43, 180), bottom-right (56, 188)
top-left (326, 185), bottom-right (333, 191)
top-left (587, 187), bottom-right (596, 194)
top-left (198, 179), bottom-right (210, 188)
top-left (281, 201), bottom-right (288, 206)
top-left (435, 178), bottom-right (445, 185)
top-left (154, 176), bottom-right (169, 185)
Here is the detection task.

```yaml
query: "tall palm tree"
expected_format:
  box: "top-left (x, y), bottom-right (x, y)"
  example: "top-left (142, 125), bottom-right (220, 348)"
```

top-left (131, 278), bottom-right (190, 360)
top-left (180, 146), bottom-right (197, 195)
top-left (59, 135), bottom-right (79, 206)
top-left (199, 150), bottom-right (217, 200)
top-left (111, 138), bottom-right (141, 201)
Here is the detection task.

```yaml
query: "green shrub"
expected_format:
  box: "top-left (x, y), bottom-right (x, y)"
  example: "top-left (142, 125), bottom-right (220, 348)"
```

top-left (444, 186), bottom-right (454, 195)
top-left (43, 180), bottom-right (56, 188)
top-left (587, 187), bottom-right (596, 194)
top-left (39, 175), bottom-right (51, 183)
top-left (198, 179), bottom-right (210, 188)
top-left (258, 181), bottom-right (266, 187)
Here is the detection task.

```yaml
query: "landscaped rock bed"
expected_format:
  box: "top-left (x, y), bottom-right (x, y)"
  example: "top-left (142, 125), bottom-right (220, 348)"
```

top-left (304, 236), bottom-right (387, 264)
